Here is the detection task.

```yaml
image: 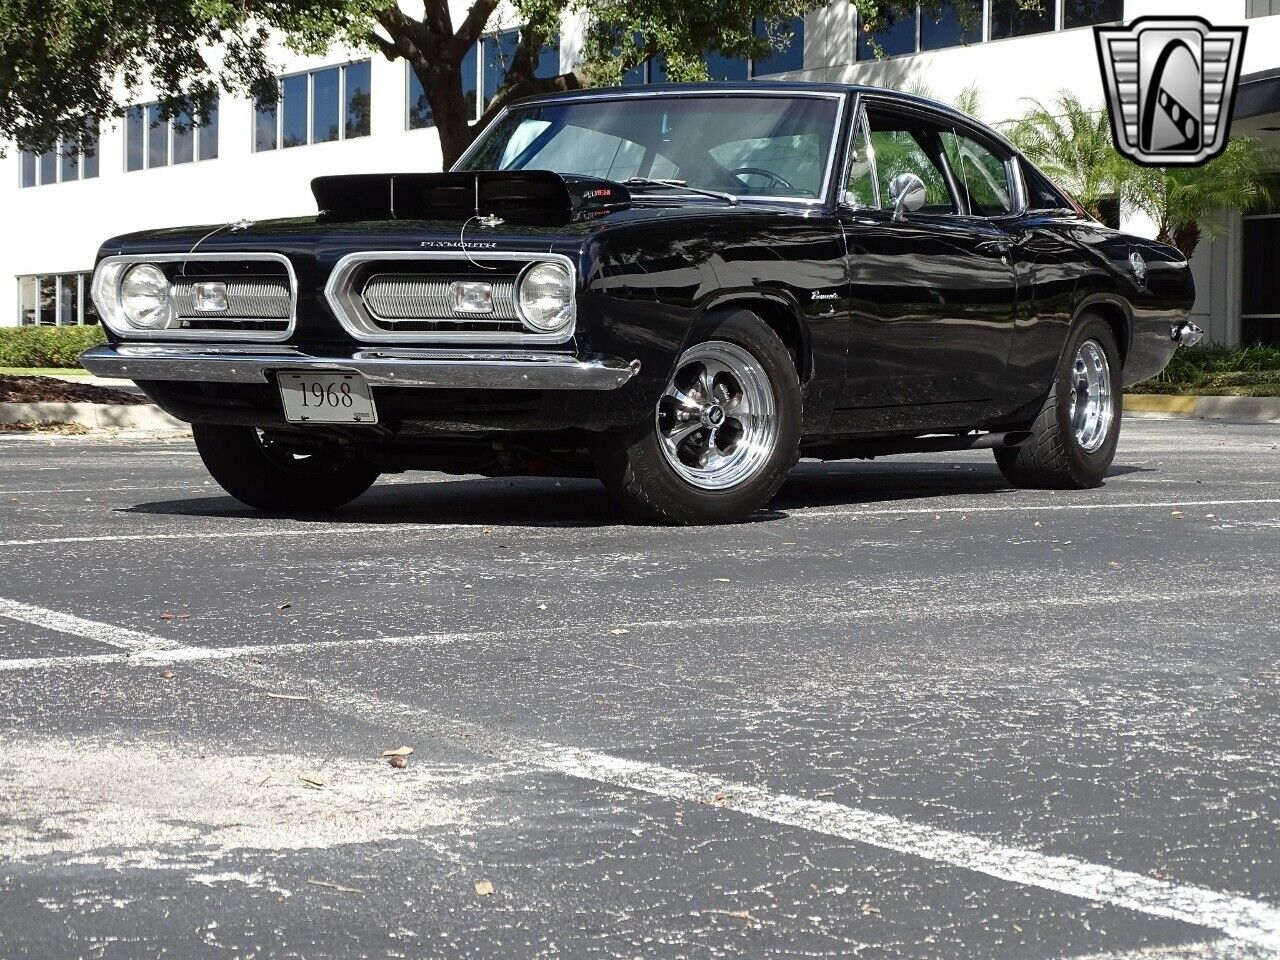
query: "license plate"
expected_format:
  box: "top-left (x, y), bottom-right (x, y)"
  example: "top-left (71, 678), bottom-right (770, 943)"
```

top-left (278, 372), bottom-right (378, 424)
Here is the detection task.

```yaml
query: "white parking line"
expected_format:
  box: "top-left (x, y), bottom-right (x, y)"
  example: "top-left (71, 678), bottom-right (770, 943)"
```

top-left (0, 598), bottom-right (181, 655)
top-left (797, 499), bottom-right (1280, 520)
top-left (0, 582), bottom-right (1273, 673)
top-left (2, 598), bottom-right (1279, 948)
top-left (1057, 939), bottom-right (1275, 959)
top-left (1, 498), bottom-right (1278, 549)
top-left (0, 522), bottom-right (535, 548)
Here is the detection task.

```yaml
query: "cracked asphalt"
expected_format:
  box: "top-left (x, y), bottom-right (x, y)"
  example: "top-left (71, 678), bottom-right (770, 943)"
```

top-left (0, 416), bottom-right (1277, 959)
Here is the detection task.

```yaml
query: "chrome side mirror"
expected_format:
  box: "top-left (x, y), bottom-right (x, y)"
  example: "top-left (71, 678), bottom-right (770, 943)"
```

top-left (888, 172), bottom-right (927, 222)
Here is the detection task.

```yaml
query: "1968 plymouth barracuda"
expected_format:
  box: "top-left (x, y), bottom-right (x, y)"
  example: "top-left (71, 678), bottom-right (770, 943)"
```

top-left (83, 83), bottom-right (1198, 524)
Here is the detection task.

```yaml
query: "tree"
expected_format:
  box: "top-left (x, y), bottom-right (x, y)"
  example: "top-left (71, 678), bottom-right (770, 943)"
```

top-left (1122, 137), bottom-right (1276, 259)
top-left (1003, 90), bottom-right (1127, 221)
top-left (1, 1), bottom-right (987, 169)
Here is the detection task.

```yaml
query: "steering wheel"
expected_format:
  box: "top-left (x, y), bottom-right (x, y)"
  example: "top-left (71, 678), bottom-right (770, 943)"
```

top-left (731, 166), bottom-right (797, 192)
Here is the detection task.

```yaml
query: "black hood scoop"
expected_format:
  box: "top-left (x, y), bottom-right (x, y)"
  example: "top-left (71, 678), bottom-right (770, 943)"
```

top-left (311, 170), bottom-right (631, 225)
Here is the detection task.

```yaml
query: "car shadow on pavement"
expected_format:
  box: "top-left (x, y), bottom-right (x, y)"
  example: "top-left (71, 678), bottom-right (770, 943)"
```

top-left (115, 458), bottom-right (1099, 527)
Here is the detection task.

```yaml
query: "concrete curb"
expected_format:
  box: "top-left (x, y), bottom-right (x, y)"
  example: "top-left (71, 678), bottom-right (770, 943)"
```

top-left (1124, 394), bottom-right (1280, 424)
top-left (0, 401), bottom-right (188, 433)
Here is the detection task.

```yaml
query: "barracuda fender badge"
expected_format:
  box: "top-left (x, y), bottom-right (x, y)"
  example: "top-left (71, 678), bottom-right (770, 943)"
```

top-left (1095, 16), bottom-right (1247, 167)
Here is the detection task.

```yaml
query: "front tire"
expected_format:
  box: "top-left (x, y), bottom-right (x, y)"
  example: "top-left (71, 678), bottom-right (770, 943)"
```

top-left (994, 314), bottom-right (1122, 489)
top-left (193, 423), bottom-right (380, 512)
top-left (596, 310), bottom-right (801, 524)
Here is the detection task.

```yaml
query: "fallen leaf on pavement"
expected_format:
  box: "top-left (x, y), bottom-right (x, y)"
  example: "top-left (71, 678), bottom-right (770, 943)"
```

top-left (158, 612), bottom-right (187, 621)
top-left (609, 628), bottom-right (630, 635)
top-left (266, 692), bottom-right (311, 702)
top-left (474, 880), bottom-right (495, 896)
top-left (277, 602), bottom-right (292, 610)
top-left (382, 746), bottom-right (414, 757)
top-left (388, 755), bottom-right (408, 769)
top-left (159, 670), bottom-right (176, 680)
top-left (298, 775), bottom-right (326, 789)
top-left (861, 903), bottom-right (881, 915)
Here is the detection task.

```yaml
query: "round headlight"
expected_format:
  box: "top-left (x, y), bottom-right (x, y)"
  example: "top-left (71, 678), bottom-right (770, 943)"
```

top-left (517, 262), bottom-right (573, 333)
top-left (119, 263), bottom-right (173, 330)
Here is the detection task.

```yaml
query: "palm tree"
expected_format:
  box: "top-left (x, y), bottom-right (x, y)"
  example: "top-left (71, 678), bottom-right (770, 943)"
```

top-left (1004, 91), bottom-right (1127, 221)
top-left (1123, 137), bottom-right (1276, 259)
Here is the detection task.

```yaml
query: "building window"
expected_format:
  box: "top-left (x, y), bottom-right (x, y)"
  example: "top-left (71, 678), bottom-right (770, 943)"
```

top-left (857, 7), bottom-right (919, 60)
top-left (482, 29), bottom-right (559, 113)
top-left (1063, 0), bottom-right (1122, 28)
top-left (255, 61), bottom-right (372, 151)
top-left (921, 1), bottom-right (983, 50)
top-left (617, 20), bottom-right (803, 85)
top-left (989, 0), bottom-right (1057, 40)
top-left (19, 125), bottom-right (100, 188)
top-left (705, 50), bottom-right (750, 82)
top-left (1246, 0), bottom-right (1280, 16)
top-left (125, 100), bottom-right (218, 172)
top-left (16, 272), bottom-right (98, 326)
top-left (751, 17), bottom-right (805, 76)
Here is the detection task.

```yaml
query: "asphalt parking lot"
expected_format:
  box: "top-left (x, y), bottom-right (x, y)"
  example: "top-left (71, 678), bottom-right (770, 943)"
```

top-left (0, 416), bottom-right (1277, 959)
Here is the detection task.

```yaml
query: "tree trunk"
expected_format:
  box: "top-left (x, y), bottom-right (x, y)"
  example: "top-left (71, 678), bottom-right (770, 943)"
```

top-left (1169, 222), bottom-right (1201, 261)
top-left (416, 58), bottom-right (476, 169)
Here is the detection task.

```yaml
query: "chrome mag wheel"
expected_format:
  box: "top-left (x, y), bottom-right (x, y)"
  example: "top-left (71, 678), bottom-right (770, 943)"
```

top-left (656, 340), bottom-right (779, 490)
top-left (1069, 339), bottom-right (1113, 454)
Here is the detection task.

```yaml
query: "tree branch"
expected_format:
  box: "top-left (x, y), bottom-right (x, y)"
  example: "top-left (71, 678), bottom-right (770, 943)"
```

top-left (453, 0), bottom-right (502, 56)
top-left (476, 70), bottom-right (582, 129)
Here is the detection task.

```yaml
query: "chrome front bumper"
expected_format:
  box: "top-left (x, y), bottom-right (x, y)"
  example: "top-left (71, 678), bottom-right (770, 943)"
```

top-left (81, 343), bottom-right (641, 391)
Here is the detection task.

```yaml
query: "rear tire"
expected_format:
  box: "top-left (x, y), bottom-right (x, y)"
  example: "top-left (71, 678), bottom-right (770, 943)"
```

top-left (994, 314), bottom-right (1122, 489)
top-left (193, 423), bottom-right (379, 512)
top-left (596, 309), bottom-right (801, 525)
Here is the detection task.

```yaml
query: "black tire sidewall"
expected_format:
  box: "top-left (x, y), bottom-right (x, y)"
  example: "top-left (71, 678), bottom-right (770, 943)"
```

top-left (1053, 317), bottom-right (1123, 483)
top-left (193, 423), bottom-right (378, 511)
top-left (600, 310), bottom-right (802, 525)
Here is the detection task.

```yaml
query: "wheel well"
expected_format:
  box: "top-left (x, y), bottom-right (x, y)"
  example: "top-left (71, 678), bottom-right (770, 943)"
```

top-left (1081, 301), bottom-right (1130, 366)
top-left (709, 298), bottom-right (809, 382)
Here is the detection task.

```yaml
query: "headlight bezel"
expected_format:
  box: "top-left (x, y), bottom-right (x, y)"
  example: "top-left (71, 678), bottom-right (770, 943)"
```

top-left (119, 262), bottom-right (175, 330)
top-left (515, 260), bottom-right (575, 334)
top-left (89, 253), bottom-right (298, 342)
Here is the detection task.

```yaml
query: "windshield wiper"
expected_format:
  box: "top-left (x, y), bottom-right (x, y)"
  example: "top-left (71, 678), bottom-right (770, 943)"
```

top-left (623, 177), bottom-right (739, 206)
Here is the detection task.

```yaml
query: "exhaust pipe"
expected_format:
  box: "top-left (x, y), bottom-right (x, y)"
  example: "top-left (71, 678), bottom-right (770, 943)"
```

top-left (1171, 321), bottom-right (1204, 347)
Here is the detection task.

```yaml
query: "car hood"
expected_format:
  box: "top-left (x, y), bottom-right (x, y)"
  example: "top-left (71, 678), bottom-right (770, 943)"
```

top-left (97, 202), bottom-right (809, 263)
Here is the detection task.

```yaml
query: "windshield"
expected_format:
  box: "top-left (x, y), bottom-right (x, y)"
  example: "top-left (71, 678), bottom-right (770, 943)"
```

top-left (456, 94), bottom-right (841, 202)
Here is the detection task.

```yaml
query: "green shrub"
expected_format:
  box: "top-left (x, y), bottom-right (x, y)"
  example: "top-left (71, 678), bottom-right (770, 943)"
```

top-left (1154, 343), bottom-right (1280, 384)
top-left (0, 326), bottom-right (106, 368)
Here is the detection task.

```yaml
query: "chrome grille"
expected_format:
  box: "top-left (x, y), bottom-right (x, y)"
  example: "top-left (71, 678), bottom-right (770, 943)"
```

top-left (172, 278), bottom-right (292, 320)
top-left (325, 251), bottom-right (577, 346)
top-left (362, 275), bottom-right (519, 323)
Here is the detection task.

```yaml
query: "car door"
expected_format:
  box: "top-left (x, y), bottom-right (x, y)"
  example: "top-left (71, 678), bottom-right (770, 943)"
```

top-left (836, 101), bottom-right (1018, 416)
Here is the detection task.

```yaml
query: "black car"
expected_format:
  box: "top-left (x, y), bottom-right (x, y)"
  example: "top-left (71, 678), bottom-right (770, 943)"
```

top-left (83, 83), bottom-right (1198, 524)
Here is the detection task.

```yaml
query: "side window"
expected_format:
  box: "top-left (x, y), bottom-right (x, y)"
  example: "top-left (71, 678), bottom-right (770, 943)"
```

top-left (1021, 159), bottom-right (1076, 213)
top-left (865, 108), bottom-right (957, 214)
top-left (941, 131), bottom-right (1015, 217)
top-left (844, 111), bottom-right (879, 208)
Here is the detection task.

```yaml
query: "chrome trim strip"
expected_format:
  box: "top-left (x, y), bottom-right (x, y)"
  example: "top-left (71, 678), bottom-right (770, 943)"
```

top-left (81, 343), bottom-right (639, 392)
top-left (452, 90), bottom-right (848, 209)
top-left (324, 251), bottom-right (578, 345)
top-left (90, 253), bottom-right (298, 343)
